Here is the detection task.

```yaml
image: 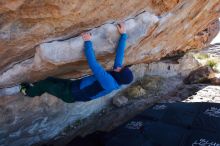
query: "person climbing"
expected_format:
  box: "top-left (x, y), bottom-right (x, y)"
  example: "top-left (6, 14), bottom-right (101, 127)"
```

top-left (19, 23), bottom-right (133, 103)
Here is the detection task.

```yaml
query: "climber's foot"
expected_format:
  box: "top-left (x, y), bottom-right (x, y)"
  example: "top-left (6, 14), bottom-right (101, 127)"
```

top-left (19, 83), bottom-right (30, 96)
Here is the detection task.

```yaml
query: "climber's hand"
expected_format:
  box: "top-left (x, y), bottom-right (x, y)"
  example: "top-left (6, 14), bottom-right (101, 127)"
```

top-left (81, 33), bottom-right (92, 41)
top-left (117, 23), bottom-right (126, 34)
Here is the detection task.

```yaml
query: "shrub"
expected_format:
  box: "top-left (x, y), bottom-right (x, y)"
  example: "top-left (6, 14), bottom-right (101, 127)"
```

top-left (207, 60), bottom-right (217, 68)
top-left (196, 54), bottom-right (209, 60)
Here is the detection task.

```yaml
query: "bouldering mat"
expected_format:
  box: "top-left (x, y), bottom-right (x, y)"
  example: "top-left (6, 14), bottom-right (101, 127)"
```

top-left (68, 102), bottom-right (220, 146)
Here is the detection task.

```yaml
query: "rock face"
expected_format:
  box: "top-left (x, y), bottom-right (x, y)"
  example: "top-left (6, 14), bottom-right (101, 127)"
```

top-left (184, 66), bottom-right (216, 84)
top-left (0, 42), bottom-right (219, 146)
top-left (0, 0), bottom-right (220, 88)
top-left (0, 1), bottom-right (220, 146)
top-left (0, 0), bottom-right (179, 81)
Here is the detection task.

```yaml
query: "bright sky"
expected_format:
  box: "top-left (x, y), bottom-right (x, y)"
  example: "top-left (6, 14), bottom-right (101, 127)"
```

top-left (211, 19), bottom-right (220, 44)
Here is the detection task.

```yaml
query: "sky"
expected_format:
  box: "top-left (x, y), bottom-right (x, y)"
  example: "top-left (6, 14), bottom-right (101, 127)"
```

top-left (211, 19), bottom-right (220, 44)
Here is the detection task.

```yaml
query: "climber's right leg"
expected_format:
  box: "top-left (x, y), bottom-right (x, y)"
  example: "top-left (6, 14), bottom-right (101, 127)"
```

top-left (20, 77), bottom-right (75, 103)
top-left (20, 78), bottom-right (56, 97)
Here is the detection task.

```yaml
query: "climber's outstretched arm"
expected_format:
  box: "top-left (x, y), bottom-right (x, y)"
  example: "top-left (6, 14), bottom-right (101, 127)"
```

top-left (81, 33), bottom-right (118, 90)
top-left (113, 23), bottom-right (127, 72)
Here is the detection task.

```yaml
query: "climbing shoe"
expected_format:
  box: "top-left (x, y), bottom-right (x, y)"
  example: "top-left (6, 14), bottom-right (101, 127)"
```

top-left (19, 83), bottom-right (30, 96)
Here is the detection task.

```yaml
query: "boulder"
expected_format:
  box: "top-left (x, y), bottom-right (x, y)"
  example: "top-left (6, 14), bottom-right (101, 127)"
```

top-left (210, 77), bottom-right (220, 85)
top-left (0, 0), bottom-right (180, 76)
top-left (0, 0), bottom-right (220, 88)
top-left (0, 1), bottom-right (220, 146)
top-left (184, 66), bottom-right (215, 84)
top-left (125, 85), bottom-right (147, 98)
top-left (112, 96), bottom-right (128, 107)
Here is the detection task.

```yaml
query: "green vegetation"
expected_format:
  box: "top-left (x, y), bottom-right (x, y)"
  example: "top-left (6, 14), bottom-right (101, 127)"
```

top-left (195, 53), bottom-right (209, 60)
top-left (194, 53), bottom-right (219, 70)
top-left (207, 60), bottom-right (218, 68)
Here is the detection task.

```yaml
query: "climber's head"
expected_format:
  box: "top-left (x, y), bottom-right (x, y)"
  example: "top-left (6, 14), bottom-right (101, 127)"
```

top-left (111, 66), bottom-right (133, 85)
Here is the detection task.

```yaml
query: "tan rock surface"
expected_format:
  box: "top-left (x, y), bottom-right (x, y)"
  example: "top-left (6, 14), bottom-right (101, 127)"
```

top-left (0, 1), bottom-right (220, 146)
top-left (0, 0), bottom-right (220, 88)
top-left (0, 0), bottom-right (179, 73)
top-left (186, 20), bottom-right (220, 50)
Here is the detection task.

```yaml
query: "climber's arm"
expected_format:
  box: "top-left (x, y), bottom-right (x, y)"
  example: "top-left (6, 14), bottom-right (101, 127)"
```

top-left (113, 33), bottom-right (127, 69)
top-left (113, 23), bottom-right (127, 71)
top-left (82, 33), bottom-right (118, 90)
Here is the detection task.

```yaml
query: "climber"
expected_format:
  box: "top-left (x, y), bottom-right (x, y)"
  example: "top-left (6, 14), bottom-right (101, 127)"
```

top-left (19, 23), bottom-right (133, 103)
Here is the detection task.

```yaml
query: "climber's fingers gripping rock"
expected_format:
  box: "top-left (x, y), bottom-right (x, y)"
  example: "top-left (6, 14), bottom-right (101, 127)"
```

top-left (117, 23), bottom-right (126, 34)
top-left (81, 32), bottom-right (92, 41)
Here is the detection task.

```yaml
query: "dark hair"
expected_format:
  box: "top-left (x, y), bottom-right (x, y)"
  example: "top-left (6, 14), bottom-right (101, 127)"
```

top-left (109, 67), bottom-right (133, 85)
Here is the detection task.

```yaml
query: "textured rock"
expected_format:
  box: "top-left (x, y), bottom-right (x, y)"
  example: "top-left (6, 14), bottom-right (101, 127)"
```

top-left (0, 0), bottom-right (220, 88)
top-left (165, 84), bottom-right (220, 103)
top-left (186, 19), bottom-right (220, 50)
top-left (112, 96), bottom-right (128, 107)
top-left (184, 66), bottom-right (215, 84)
top-left (0, 43), bottom-right (219, 146)
top-left (125, 85), bottom-right (147, 98)
top-left (139, 76), bottom-right (164, 90)
top-left (0, 1), bottom-right (220, 146)
top-left (210, 77), bottom-right (220, 85)
top-left (0, 0), bottom-right (179, 73)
